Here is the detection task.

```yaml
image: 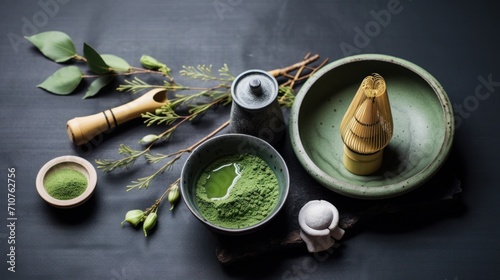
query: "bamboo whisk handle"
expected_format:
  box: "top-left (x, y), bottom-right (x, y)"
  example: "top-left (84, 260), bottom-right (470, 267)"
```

top-left (66, 88), bottom-right (167, 145)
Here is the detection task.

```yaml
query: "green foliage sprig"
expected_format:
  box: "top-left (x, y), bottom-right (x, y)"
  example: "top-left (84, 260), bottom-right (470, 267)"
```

top-left (25, 31), bottom-right (170, 98)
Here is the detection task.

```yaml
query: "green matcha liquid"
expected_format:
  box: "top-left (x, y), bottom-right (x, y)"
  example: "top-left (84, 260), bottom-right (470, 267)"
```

top-left (205, 163), bottom-right (241, 200)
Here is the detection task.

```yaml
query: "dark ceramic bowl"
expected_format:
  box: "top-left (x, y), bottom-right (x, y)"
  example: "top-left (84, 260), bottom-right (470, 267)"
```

top-left (180, 133), bottom-right (289, 235)
top-left (290, 54), bottom-right (454, 199)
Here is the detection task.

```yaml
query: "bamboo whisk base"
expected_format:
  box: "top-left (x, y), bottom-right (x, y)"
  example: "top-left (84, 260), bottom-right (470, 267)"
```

top-left (343, 145), bottom-right (383, 175)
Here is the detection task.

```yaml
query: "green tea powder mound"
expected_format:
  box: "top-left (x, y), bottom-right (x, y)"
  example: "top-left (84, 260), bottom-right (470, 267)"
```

top-left (195, 154), bottom-right (280, 229)
top-left (44, 168), bottom-right (88, 200)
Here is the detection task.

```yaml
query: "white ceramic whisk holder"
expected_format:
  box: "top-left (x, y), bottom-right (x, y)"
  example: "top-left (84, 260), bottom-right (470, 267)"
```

top-left (298, 200), bottom-right (345, 253)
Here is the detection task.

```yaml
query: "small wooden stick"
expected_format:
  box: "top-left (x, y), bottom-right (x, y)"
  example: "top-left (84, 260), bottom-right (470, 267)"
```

top-left (280, 56), bottom-right (329, 87)
top-left (268, 54), bottom-right (320, 78)
top-left (289, 53), bottom-right (311, 89)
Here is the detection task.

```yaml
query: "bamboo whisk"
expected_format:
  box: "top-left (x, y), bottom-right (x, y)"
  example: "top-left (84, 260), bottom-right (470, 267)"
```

top-left (340, 73), bottom-right (393, 175)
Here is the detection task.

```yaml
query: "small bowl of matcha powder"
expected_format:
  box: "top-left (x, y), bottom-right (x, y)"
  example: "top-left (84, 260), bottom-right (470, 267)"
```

top-left (181, 134), bottom-right (290, 235)
top-left (36, 155), bottom-right (97, 208)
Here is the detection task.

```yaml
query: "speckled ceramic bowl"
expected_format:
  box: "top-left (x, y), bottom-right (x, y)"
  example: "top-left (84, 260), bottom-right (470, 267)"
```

top-left (290, 54), bottom-right (454, 199)
top-left (180, 133), bottom-right (289, 235)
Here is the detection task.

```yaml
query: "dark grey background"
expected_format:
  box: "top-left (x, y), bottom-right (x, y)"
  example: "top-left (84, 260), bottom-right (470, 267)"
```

top-left (1, 0), bottom-right (499, 279)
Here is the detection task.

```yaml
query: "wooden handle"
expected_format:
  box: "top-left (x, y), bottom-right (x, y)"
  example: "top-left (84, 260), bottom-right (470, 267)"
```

top-left (67, 88), bottom-right (167, 145)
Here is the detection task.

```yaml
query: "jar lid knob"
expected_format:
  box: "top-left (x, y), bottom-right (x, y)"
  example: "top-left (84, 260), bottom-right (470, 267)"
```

top-left (249, 79), bottom-right (263, 95)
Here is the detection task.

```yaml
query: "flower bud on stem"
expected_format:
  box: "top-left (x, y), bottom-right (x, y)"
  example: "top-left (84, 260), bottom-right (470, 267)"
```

top-left (140, 55), bottom-right (171, 78)
top-left (121, 209), bottom-right (145, 227)
top-left (143, 210), bottom-right (158, 237)
top-left (168, 184), bottom-right (180, 210)
top-left (121, 178), bottom-right (181, 237)
top-left (139, 134), bottom-right (160, 145)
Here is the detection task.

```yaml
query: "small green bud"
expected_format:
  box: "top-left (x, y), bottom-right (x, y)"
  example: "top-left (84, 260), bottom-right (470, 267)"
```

top-left (143, 212), bottom-right (158, 237)
top-left (139, 134), bottom-right (159, 145)
top-left (140, 55), bottom-right (167, 70)
top-left (121, 209), bottom-right (145, 227)
top-left (168, 184), bottom-right (180, 210)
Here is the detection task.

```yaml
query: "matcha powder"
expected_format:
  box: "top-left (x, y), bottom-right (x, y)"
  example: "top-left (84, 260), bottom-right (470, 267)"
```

top-left (44, 168), bottom-right (87, 200)
top-left (195, 153), bottom-right (280, 229)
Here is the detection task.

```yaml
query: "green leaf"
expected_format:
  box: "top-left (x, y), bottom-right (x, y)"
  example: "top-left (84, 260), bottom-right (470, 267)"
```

top-left (25, 31), bottom-right (77, 63)
top-left (83, 76), bottom-right (114, 99)
top-left (83, 43), bottom-right (110, 74)
top-left (37, 66), bottom-right (83, 95)
top-left (102, 54), bottom-right (130, 73)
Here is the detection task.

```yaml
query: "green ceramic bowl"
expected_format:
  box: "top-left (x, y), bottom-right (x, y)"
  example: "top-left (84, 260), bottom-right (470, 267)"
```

top-left (290, 54), bottom-right (454, 199)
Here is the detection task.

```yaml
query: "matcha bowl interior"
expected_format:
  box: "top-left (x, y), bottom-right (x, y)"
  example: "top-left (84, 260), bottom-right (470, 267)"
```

top-left (180, 133), bottom-right (290, 235)
top-left (290, 54), bottom-right (454, 199)
top-left (36, 155), bottom-right (97, 208)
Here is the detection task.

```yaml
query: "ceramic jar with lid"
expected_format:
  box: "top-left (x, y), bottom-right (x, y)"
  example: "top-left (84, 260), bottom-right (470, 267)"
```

top-left (230, 70), bottom-right (285, 147)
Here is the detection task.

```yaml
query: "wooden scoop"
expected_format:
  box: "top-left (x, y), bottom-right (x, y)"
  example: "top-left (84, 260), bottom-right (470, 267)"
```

top-left (67, 88), bottom-right (167, 145)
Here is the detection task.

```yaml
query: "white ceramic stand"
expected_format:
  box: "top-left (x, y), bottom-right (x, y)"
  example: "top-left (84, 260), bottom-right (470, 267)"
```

top-left (298, 200), bottom-right (345, 253)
